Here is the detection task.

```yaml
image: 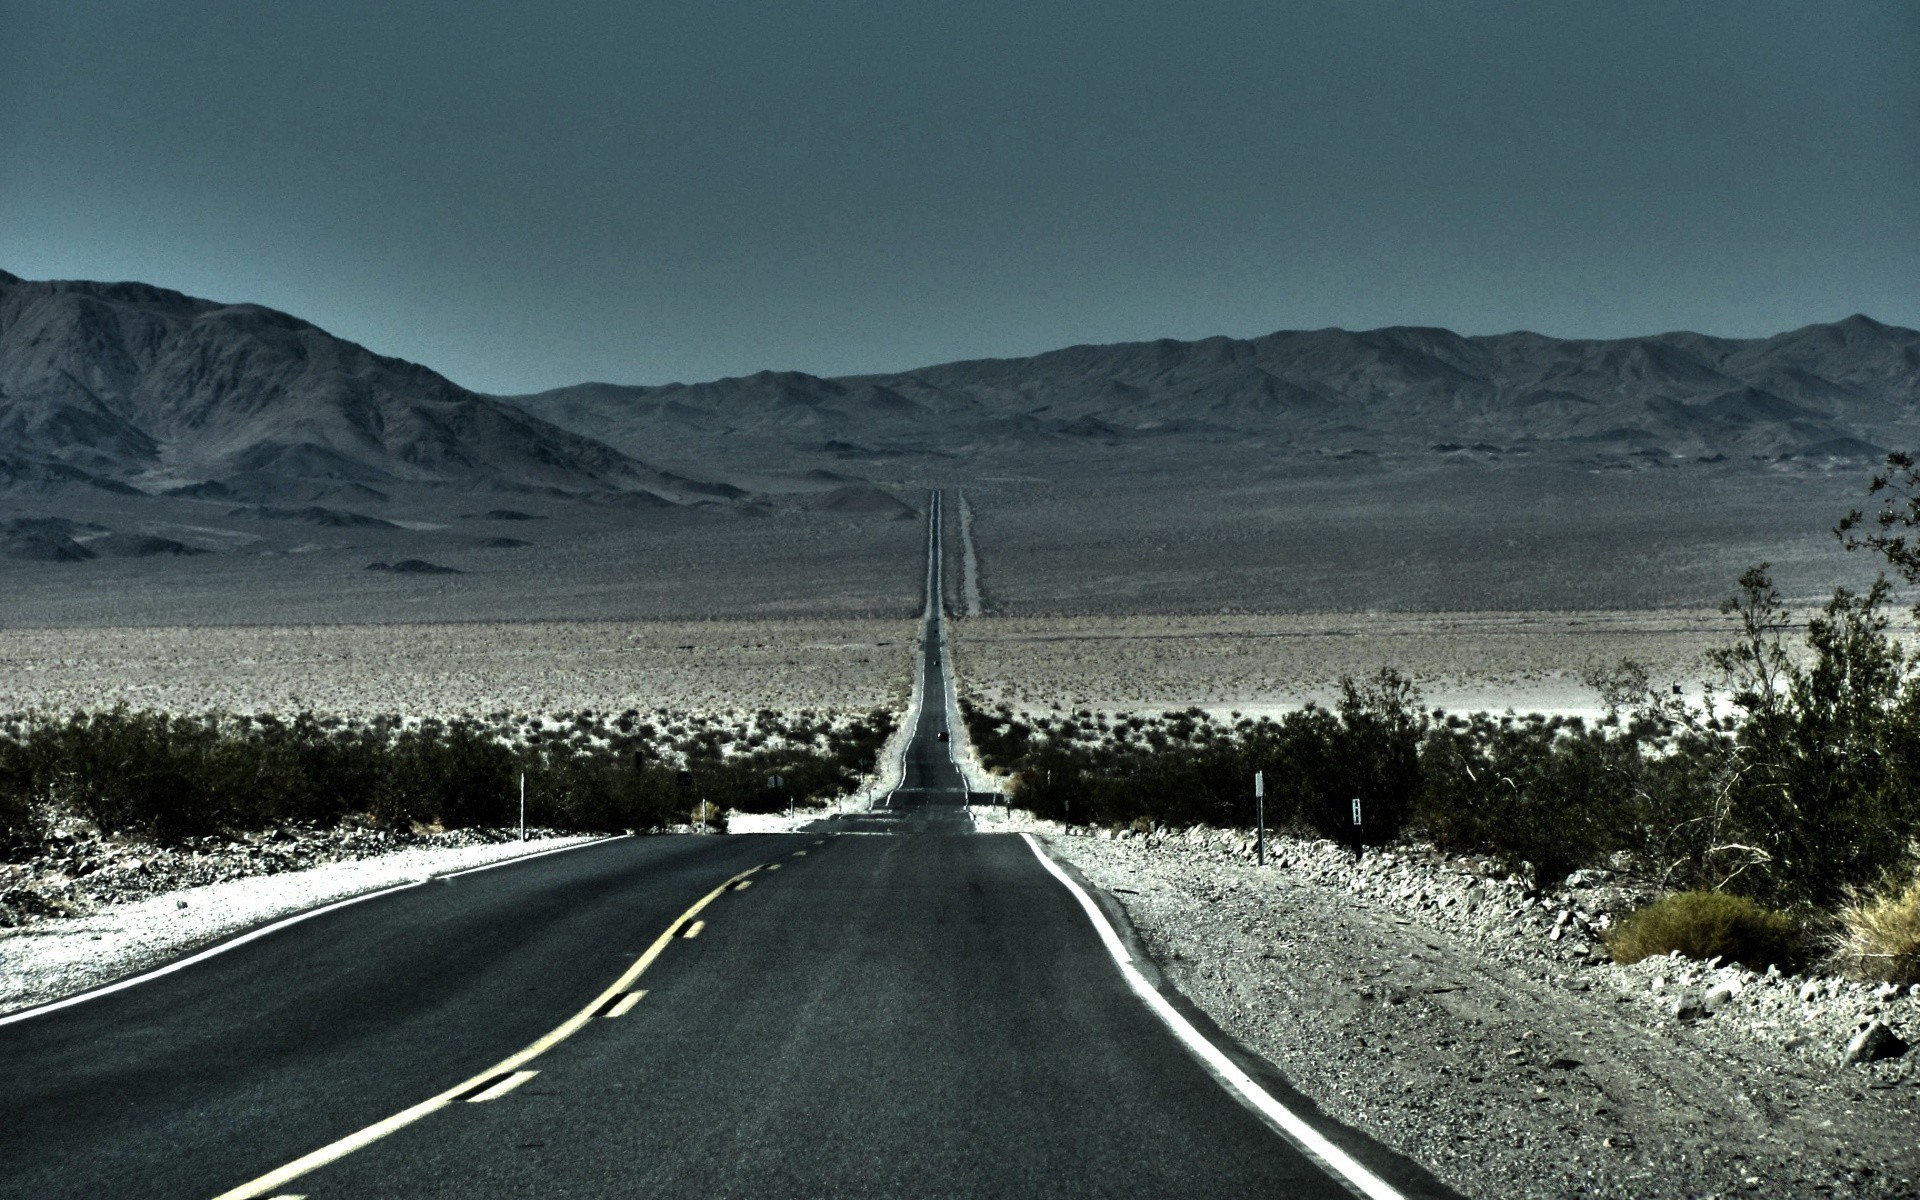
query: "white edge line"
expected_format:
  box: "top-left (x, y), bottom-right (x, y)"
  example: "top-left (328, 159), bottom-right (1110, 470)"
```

top-left (0, 835), bottom-right (624, 1028)
top-left (441, 834), bottom-right (624, 879)
top-left (1019, 833), bottom-right (1409, 1200)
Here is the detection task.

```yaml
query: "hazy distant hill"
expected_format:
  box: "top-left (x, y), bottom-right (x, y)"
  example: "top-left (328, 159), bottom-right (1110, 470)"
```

top-left (508, 317), bottom-right (1920, 468)
top-left (0, 271), bottom-right (725, 501)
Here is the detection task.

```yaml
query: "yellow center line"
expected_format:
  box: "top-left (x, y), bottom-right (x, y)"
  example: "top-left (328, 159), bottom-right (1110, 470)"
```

top-left (207, 862), bottom-right (763, 1200)
top-left (681, 919), bottom-right (705, 939)
top-left (791, 850), bottom-right (807, 857)
top-left (604, 991), bottom-right (646, 1018)
top-left (466, 1070), bottom-right (539, 1103)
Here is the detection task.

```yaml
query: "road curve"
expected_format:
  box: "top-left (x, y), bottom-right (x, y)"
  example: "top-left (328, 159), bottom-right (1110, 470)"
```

top-left (0, 490), bottom-right (1454, 1198)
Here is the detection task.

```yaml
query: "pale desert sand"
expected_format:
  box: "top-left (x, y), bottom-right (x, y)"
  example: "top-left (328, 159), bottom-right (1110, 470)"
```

top-left (949, 610), bottom-right (1791, 720)
top-left (0, 619), bottom-right (917, 718)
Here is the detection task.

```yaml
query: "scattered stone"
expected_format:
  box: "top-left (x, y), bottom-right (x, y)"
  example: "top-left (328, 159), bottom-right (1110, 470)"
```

top-left (1671, 993), bottom-right (1707, 1021)
top-left (1841, 1022), bottom-right (1910, 1067)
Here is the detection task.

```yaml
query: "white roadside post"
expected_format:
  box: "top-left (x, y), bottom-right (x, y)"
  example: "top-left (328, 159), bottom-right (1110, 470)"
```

top-left (1351, 795), bottom-right (1362, 853)
top-left (1254, 770), bottom-right (1265, 866)
top-left (518, 772), bottom-right (526, 842)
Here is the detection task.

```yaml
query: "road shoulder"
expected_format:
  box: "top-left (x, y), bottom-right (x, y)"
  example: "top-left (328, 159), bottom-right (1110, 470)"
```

top-left (1, 833), bottom-right (604, 1018)
top-left (1027, 824), bottom-right (1920, 1200)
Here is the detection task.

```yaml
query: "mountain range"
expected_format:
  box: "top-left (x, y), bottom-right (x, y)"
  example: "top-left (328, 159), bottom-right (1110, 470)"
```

top-left (5, 269), bottom-right (1919, 620)
top-left (7, 269), bottom-right (1917, 498)
top-left (0, 271), bottom-right (724, 502)
top-left (508, 317), bottom-right (1920, 470)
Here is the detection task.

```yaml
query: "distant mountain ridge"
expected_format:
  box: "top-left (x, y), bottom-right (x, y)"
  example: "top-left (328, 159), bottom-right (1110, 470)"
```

top-left (0, 271), bottom-right (726, 500)
top-left (508, 316), bottom-right (1920, 466)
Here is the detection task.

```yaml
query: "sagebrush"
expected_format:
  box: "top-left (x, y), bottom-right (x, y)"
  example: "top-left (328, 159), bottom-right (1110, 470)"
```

top-left (1604, 891), bottom-right (1803, 970)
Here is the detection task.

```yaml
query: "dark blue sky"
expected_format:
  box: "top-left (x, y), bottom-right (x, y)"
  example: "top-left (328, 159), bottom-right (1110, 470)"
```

top-left (3, 1), bottom-right (1915, 394)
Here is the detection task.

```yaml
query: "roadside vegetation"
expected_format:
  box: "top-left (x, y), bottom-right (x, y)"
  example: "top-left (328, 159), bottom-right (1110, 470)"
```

top-left (967, 458), bottom-right (1920, 982)
top-left (0, 707), bottom-right (892, 848)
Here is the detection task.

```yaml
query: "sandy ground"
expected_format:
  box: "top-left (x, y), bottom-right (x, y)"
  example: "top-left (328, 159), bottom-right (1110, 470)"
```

top-left (949, 610), bottom-right (1805, 720)
top-left (0, 619), bottom-right (917, 718)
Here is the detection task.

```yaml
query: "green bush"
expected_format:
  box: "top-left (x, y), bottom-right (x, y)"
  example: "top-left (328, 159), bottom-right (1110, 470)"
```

top-left (1605, 891), bottom-right (1804, 971)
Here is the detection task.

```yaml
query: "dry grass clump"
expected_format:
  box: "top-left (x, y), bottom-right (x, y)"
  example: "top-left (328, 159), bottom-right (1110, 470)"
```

top-left (1835, 871), bottom-right (1920, 984)
top-left (1606, 891), bottom-right (1803, 972)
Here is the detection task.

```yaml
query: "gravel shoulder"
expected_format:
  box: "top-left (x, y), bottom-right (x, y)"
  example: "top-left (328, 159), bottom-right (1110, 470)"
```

top-left (0, 831), bottom-right (601, 1018)
top-left (973, 809), bottom-right (1920, 1200)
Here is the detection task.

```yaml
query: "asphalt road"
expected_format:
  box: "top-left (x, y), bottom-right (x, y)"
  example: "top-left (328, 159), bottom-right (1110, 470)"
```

top-left (0, 491), bottom-right (1447, 1198)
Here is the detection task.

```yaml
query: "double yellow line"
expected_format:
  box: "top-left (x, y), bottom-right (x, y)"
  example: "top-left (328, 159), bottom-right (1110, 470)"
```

top-left (211, 860), bottom-right (771, 1200)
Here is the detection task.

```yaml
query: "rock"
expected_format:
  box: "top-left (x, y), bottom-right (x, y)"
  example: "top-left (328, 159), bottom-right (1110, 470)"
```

top-left (1670, 993), bottom-right (1706, 1021)
top-left (1840, 1021), bottom-right (1909, 1066)
top-left (1703, 982), bottom-right (1741, 1013)
top-left (1564, 868), bottom-right (1612, 888)
top-left (1799, 981), bottom-right (1823, 1002)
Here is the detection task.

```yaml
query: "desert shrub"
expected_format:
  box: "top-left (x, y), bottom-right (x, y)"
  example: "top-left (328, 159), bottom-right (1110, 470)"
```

top-left (1834, 871), bottom-right (1920, 984)
top-left (1605, 891), bottom-right (1803, 971)
top-left (1415, 715), bottom-right (1641, 888)
top-left (0, 732), bottom-right (40, 855)
top-left (380, 719), bottom-right (518, 829)
top-left (1325, 669), bottom-right (1424, 844)
top-left (45, 709), bottom-right (232, 840)
top-left (0, 703), bottom-right (880, 843)
top-left (996, 676), bottom-right (1428, 841)
top-left (1687, 571), bottom-right (1920, 909)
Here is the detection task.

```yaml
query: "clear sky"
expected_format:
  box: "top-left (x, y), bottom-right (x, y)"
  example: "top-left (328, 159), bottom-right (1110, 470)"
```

top-left (2, 1), bottom-right (1915, 394)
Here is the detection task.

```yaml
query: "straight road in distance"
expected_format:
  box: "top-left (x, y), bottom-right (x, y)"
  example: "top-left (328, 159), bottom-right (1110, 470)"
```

top-left (0, 489), bottom-right (1450, 1198)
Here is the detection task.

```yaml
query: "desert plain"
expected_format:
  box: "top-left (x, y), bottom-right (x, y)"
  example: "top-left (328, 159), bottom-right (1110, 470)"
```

top-left (0, 619), bottom-right (915, 720)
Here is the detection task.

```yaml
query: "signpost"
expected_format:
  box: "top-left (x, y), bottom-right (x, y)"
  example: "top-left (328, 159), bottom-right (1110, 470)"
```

top-left (518, 772), bottom-right (526, 842)
top-left (768, 774), bottom-right (789, 822)
top-left (1254, 770), bottom-right (1265, 867)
